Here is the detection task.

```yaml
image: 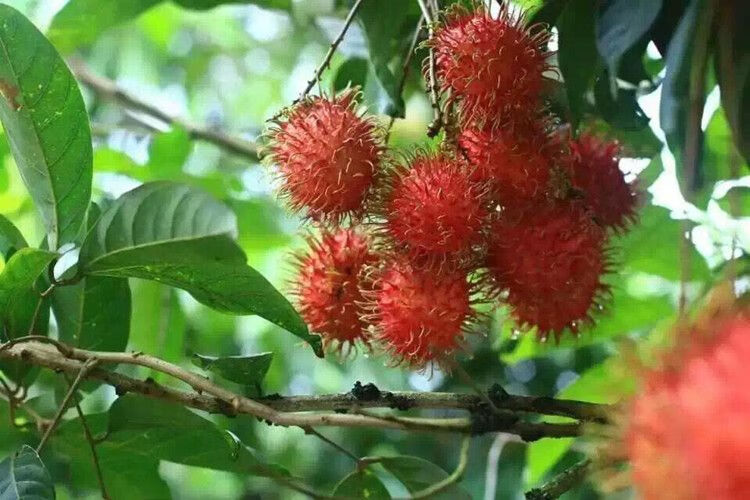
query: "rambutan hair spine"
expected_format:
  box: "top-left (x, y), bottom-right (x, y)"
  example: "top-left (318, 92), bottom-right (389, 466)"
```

top-left (360, 255), bottom-right (488, 371)
top-left (365, 147), bottom-right (493, 272)
top-left (263, 88), bottom-right (387, 225)
top-left (288, 225), bottom-right (379, 356)
top-left (427, 1), bottom-right (555, 129)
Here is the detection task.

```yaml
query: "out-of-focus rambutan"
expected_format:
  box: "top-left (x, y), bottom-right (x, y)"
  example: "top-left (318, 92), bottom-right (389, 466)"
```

top-left (430, 3), bottom-right (552, 126)
top-left (291, 227), bottom-right (376, 352)
top-left (458, 118), bottom-right (557, 207)
top-left (368, 259), bottom-right (474, 367)
top-left (567, 133), bottom-right (639, 231)
top-left (377, 151), bottom-right (489, 267)
top-left (266, 91), bottom-right (383, 222)
top-left (485, 202), bottom-right (608, 339)
top-left (618, 308), bottom-right (750, 499)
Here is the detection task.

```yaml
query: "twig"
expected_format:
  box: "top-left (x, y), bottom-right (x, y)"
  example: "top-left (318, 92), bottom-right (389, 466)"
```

top-left (452, 362), bottom-right (501, 414)
top-left (385, 16), bottom-right (425, 143)
top-left (0, 339), bottom-right (590, 438)
top-left (63, 373), bottom-right (109, 499)
top-left (407, 436), bottom-right (470, 499)
top-left (417, 0), bottom-right (443, 137)
top-left (36, 359), bottom-right (99, 453)
top-left (299, 0), bottom-right (367, 101)
top-left (68, 59), bottom-right (260, 161)
top-left (484, 434), bottom-right (519, 500)
top-left (525, 459), bottom-right (591, 499)
top-left (304, 426), bottom-right (359, 463)
top-left (416, 0), bottom-right (435, 23)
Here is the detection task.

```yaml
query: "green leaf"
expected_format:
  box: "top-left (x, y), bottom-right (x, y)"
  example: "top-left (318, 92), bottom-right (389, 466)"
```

top-left (173, 0), bottom-right (292, 10)
top-left (593, 70), bottom-right (649, 131)
top-left (529, 0), bottom-right (570, 26)
top-left (0, 5), bottom-right (93, 249)
top-left (0, 248), bottom-right (55, 315)
top-left (557, 0), bottom-right (599, 129)
top-left (333, 469), bottom-right (391, 499)
top-left (378, 456), bottom-right (470, 500)
top-left (334, 58), bottom-right (369, 92)
top-left (147, 126), bottom-right (191, 177)
top-left (0, 445), bottom-right (55, 500)
top-left (357, 0), bottom-right (411, 117)
top-left (192, 352), bottom-right (273, 386)
top-left (659, 0), bottom-right (715, 193)
top-left (79, 182), bottom-right (319, 355)
top-left (0, 215), bottom-right (26, 260)
top-left (595, 0), bottom-right (662, 77)
top-left (108, 394), bottom-right (289, 478)
top-left (50, 276), bottom-right (131, 351)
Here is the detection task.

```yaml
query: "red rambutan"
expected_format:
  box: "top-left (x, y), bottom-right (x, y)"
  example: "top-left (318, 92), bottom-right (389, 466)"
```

top-left (292, 227), bottom-right (376, 351)
top-left (624, 311), bottom-right (750, 500)
top-left (567, 133), bottom-right (639, 231)
top-left (379, 151), bottom-right (489, 266)
top-left (430, 3), bottom-right (552, 126)
top-left (485, 202), bottom-right (607, 339)
top-left (266, 91), bottom-right (383, 221)
top-left (458, 118), bottom-right (557, 207)
top-left (370, 259), bottom-right (474, 367)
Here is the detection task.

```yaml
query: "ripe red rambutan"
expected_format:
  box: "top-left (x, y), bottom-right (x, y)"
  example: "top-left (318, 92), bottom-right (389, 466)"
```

top-left (624, 310), bottom-right (750, 499)
top-left (266, 91), bottom-right (383, 221)
top-left (292, 227), bottom-right (376, 351)
top-left (485, 202), bottom-right (607, 339)
top-left (378, 151), bottom-right (489, 266)
top-left (430, 3), bottom-right (552, 126)
top-left (567, 133), bottom-right (639, 231)
top-left (369, 259), bottom-right (474, 367)
top-left (458, 118), bottom-right (557, 207)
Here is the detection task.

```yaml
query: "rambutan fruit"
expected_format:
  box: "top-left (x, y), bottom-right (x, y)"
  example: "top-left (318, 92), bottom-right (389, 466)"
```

top-left (266, 90), bottom-right (383, 222)
top-left (291, 227), bottom-right (376, 352)
top-left (377, 151), bottom-right (489, 267)
top-left (458, 118), bottom-right (557, 207)
top-left (621, 309), bottom-right (750, 499)
top-left (485, 202), bottom-right (608, 339)
top-left (430, 3), bottom-right (552, 126)
top-left (368, 259), bottom-right (475, 368)
top-left (567, 133), bottom-right (639, 231)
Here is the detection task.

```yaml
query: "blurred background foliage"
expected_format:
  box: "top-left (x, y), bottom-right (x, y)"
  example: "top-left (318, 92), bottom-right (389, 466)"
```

top-left (0, 0), bottom-right (747, 498)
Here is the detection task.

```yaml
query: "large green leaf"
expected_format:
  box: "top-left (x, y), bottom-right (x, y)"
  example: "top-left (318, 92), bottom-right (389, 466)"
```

top-left (557, 0), bottom-right (599, 128)
top-left (0, 5), bottom-right (92, 249)
top-left (0, 445), bottom-right (55, 500)
top-left (79, 182), bottom-right (319, 354)
top-left (0, 248), bottom-right (55, 316)
top-left (333, 469), bottom-right (391, 499)
top-left (0, 215), bottom-right (26, 260)
top-left (595, 0), bottom-right (662, 77)
top-left (108, 394), bottom-right (289, 478)
top-left (378, 456), bottom-right (470, 500)
top-left (192, 352), bottom-right (273, 387)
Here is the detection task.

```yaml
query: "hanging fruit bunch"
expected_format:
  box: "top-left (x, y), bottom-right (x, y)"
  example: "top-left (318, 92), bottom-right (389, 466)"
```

top-left (265, 1), bottom-right (640, 368)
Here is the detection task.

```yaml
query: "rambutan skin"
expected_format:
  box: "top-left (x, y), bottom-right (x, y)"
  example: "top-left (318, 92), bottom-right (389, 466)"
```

top-left (485, 202), bottom-right (607, 339)
top-left (380, 151), bottom-right (489, 266)
top-left (567, 133), bottom-right (639, 231)
top-left (625, 313), bottom-right (750, 500)
top-left (458, 119), bottom-right (556, 207)
top-left (266, 91), bottom-right (383, 222)
top-left (430, 3), bottom-right (552, 126)
top-left (292, 228), bottom-right (376, 350)
top-left (370, 259), bottom-right (473, 367)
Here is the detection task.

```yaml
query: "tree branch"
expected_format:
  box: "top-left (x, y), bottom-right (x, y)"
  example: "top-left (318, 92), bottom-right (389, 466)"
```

top-left (525, 459), bottom-right (592, 499)
top-left (68, 59), bottom-right (260, 161)
top-left (0, 339), bottom-right (594, 439)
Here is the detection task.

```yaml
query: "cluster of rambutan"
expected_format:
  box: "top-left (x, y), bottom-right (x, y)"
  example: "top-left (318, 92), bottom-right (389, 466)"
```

top-left (266, 2), bottom-right (639, 368)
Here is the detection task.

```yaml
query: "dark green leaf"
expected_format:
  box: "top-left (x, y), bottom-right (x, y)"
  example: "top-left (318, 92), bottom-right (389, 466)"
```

top-left (0, 248), bottom-right (55, 315)
top-left (79, 182), bottom-right (318, 354)
top-left (357, 0), bottom-right (411, 117)
top-left (333, 469), bottom-right (391, 499)
top-left (556, 0), bottom-right (599, 129)
top-left (0, 215), bottom-right (26, 260)
top-left (659, 0), bottom-right (715, 193)
top-left (173, 0), bottom-right (292, 10)
top-left (529, 0), bottom-right (570, 26)
top-left (595, 0), bottom-right (662, 77)
top-left (334, 58), bottom-right (369, 92)
top-left (192, 352), bottom-right (273, 386)
top-left (0, 5), bottom-right (93, 249)
top-left (0, 445), bottom-right (55, 500)
top-left (108, 394), bottom-right (289, 478)
top-left (378, 456), bottom-right (470, 500)
top-left (594, 71), bottom-right (649, 131)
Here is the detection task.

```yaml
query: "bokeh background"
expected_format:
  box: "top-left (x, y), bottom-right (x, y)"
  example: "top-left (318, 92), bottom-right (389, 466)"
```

top-left (1, 0), bottom-right (747, 498)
